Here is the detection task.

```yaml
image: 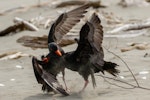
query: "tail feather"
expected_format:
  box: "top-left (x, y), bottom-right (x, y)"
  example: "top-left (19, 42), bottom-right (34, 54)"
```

top-left (103, 61), bottom-right (119, 76)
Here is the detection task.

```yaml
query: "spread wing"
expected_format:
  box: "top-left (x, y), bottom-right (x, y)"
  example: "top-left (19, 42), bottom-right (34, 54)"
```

top-left (74, 13), bottom-right (104, 66)
top-left (32, 56), bottom-right (43, 84)
top-left (41, 70), bottom-right (69, 96)
top-left (32, 57), bottom-right (69, 96)
top-left (48, 4), bottom-right (89, 44)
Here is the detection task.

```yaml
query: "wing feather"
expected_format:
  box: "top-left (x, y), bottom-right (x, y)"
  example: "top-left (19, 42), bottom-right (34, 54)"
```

top-left (48, 4), bottom-right (89, 43)
top-left (74, 13), bottom-right (104, 66)
top-left (89, 13), bottom-right (103, 52)
top-left (88, 13), bottom-right (104, 66)
top-left (32, 57), bottom-right (69, 95)
top-left (32, 57), bottom-right (43, 83)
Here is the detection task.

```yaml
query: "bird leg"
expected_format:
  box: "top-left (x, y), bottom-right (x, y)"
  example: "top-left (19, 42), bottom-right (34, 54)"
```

top-left (81, 80), bottom-right (89, 92)
top-left (62, 69), bottom-right (68, 91)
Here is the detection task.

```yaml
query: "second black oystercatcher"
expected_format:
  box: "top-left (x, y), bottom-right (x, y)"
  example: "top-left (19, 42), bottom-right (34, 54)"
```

top-left (48, 13), bottom-right (120, 92)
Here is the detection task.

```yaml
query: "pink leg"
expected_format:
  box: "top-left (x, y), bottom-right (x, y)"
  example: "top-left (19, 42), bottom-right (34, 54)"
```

top-left (81, 80), bottom-right (89, 92)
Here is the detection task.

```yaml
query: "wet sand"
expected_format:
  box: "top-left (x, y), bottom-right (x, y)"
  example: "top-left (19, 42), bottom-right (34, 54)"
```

top-left (0, 0), bottom-right (150, 100)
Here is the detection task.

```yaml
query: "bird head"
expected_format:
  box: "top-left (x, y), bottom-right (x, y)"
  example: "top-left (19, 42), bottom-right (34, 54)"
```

top-left (48, 42), bottom-right (62, 56)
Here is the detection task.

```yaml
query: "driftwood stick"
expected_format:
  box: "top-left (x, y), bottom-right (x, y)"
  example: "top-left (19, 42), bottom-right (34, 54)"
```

top-left (0, 6), bottom-right (25, 16)
top-left (0, 17), bottom-right (39, 36)
top-left (146, 0), bottom-right (150, 2)
top-left (14, 17), bottom-right (39, 31)
top-left (0, 23), bottom-right (24, 36)
top-left (118, 0), bottom-right (149, 7)
top-left (121, 42), bottom-right (150, 52)
top-left (55, 0), bottom-right (106, 8)
top-left (17, 35), bottom-right (48, 49)
top-left (0, 52), bottom-right (30, 60)
top-left (44, 19), bottom-right (51, 29)
top-left (105, 30), bottom-right (146, 38)
top-left (0, 1), bottom-right (52, 16)
top-left (0, 51), bottom-right (18, 58)
top-left (107, 21), bottom-right (150, 34)
top-left (17, 35), bottom-right (78, 48)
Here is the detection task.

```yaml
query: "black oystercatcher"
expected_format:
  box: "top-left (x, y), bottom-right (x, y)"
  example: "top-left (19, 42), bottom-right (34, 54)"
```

top-left (48, 13), bottom-right (119, 91)
top-left (32, 56), bottom-right (69, 95)
top-left (32, 4), bottom-right (89, 95)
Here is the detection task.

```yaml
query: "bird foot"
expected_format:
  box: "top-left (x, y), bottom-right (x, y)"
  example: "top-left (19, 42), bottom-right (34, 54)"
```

top-left (79, 80), bottom-right (89, 93)
top-left (79, 89), bottom-right (84, 94)
top-left (65, 88), bottom-right (71, 93)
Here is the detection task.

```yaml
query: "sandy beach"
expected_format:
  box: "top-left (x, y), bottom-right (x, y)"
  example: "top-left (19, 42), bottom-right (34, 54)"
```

top-left (0, 0), bottom-right (150, 100)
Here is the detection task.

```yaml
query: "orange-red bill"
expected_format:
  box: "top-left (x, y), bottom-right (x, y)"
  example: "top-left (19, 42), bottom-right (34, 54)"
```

top-left (55, 50), bottom-right (62, 56)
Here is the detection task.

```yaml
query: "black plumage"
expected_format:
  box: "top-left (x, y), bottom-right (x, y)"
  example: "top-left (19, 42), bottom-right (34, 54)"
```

top-left (48, 4), bottom-right (89, 44)
top-left (32, 56), bottom-right (69, 95)
top-left (48, 13), bottom-right (119, 91)
top-left (32, 4), bottom-right (89, 95)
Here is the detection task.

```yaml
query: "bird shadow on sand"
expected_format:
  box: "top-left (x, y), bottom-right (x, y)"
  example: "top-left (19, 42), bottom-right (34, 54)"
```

top-left (24, 93), bottom-right (53, 100)
top-left (23, 93), bottom-right (82, 100)
top-left (24, 90), bottom-right (110, 100)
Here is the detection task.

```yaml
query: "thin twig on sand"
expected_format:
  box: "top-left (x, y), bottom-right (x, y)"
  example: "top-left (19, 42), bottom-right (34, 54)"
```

top-left (100, 47), bottom-right (150, 91)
